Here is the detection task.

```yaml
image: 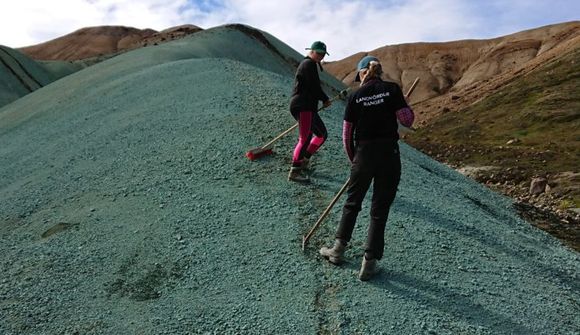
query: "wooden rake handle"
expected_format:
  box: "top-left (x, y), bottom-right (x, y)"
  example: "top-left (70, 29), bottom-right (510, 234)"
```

top-left (302, 177), bottom-right (350, 250)
top-left (259, 123), bottom-right (298, 150)
top-left (405, 77), bottom-right (420, 99)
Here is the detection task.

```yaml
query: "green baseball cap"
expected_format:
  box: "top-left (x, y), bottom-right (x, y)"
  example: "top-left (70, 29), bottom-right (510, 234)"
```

top-left (306, 41), bottom-right (329, 55)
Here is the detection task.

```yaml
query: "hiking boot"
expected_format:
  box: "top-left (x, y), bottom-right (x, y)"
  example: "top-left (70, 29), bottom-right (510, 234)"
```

top-left (319, 239), bottom-right (347, 264)
top-left (358, 255), bottom-right (379, 281)
top-left (288, 166), bottom-right (310, 183)
top-left (301, 157), bottom-right (311, 170)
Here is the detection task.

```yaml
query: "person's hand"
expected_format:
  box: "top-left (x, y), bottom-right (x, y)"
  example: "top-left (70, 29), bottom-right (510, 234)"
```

top-left (323, 100), bottom-right (332, 108)
top-left (338, 89), bottom-right (349, 99)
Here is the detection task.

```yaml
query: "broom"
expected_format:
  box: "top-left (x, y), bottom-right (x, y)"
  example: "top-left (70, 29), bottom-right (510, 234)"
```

top-left (245, 89), bottom-right (350, 160)
top-left (301, 77), bottom-right (420, 250)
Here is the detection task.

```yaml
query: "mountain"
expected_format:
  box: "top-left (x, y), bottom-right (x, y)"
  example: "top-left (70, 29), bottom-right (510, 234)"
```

top-left (325, 21), bottom-right (579, 109)
top-left (1, 24), bottom-right (578, 334)
top-left (18, 25), bottom-right (202, 61)
top-left (1, 25), bottom-right (203, 109)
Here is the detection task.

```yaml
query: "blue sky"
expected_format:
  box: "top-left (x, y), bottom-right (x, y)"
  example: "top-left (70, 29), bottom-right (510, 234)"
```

top-left (0, 0), bottom-right (578, 60)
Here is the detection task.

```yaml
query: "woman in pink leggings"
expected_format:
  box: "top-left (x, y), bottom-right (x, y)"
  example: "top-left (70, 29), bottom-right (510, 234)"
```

top-left (288, 41), bottom-right (332, 183)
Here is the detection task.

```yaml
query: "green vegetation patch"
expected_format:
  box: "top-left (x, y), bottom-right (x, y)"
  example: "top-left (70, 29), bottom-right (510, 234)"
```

top-left (408, 46), bottom-right (580, 200)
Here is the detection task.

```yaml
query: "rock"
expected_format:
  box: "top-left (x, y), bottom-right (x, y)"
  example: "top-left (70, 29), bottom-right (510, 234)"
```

top-left (529, 177), bottom-right (548, 195)
top-left (506, 139), bottom-right (520, 145)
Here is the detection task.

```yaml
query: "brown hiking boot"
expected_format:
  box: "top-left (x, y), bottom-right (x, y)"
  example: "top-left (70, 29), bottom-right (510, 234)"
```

top-left (358, 255), bottom-right (379, 281)
top-left (319, 239), bottom-right (347, 264)
top-left (288, 166), bottom-right (309, 183)
top-left (301, 157), bottom-right (311, 170)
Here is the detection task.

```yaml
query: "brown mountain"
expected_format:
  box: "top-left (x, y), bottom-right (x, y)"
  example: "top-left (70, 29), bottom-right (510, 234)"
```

top-left (18, 24), bottom-right (202, 61)
top-left (325, 21), bottom-right (579, 124)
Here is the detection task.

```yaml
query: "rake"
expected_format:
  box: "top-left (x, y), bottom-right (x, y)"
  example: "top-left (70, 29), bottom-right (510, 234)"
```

top-left (245, 89), bottom-right (350, 160)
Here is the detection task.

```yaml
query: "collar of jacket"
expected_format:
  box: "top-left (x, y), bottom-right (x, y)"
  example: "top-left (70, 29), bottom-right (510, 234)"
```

top-left (305, 56), bottom-right (324, 72)
top-left (361, 78), bottom-right (380, 87)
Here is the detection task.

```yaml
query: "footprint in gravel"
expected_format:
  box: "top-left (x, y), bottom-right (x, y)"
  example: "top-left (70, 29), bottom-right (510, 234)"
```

top-left (41, 222), bottom-right (79, 238)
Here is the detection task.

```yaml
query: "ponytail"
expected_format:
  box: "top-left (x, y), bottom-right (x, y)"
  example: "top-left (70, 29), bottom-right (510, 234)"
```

top-left (362, 61), bottom-right (382, 83)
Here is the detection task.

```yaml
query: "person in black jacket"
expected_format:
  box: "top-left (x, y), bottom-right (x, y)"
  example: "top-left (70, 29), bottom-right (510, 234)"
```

top-left (288, 41), bottom-right (332, 183)
top-left (319, 55), bottom-right (415, 281)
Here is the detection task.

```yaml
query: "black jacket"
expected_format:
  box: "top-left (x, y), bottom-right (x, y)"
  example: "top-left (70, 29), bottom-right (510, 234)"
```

top-left (290, 57), bottom-right (329, 114)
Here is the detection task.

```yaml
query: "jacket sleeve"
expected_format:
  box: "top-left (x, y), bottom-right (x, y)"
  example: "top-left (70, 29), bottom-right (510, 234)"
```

top-left (342, 120), bottom-right (355, 162)
top-left (343, 95), bottom-right (357, 162)
top-left (392, 83), bottom-right (414, 127)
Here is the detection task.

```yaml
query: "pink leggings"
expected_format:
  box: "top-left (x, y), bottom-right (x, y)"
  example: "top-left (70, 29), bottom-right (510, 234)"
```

top-left (292, 111), bottom-right (327, 165)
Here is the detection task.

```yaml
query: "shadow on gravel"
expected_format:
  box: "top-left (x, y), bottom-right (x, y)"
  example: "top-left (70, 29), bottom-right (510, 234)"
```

top-left (396, 196), bottom-right (580, 294)
top-left (371, 271), bottom-right (534, 334)
top-left (416, 163), bottom-right (457, 183)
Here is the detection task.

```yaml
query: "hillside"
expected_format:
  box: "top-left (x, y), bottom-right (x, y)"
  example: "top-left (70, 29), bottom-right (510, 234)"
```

top-left (1, 25), bottom-right (203, 109)
top-left (406, 45), bottom-right (580, 250)
top-left (0, 45), bottom-right (83, 108)
top-left (325, 22), bottom-right (579, 107)
top-left (1, 24), bottom-right (579, 334)
top-left (18, 25), bottom-right (202, 61)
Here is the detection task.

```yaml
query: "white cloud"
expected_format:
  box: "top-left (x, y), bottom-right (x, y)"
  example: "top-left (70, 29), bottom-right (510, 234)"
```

top-left (0, 0), bottom-right (192, 48)
top-left (0, 0), bottom-right (578, 59)
top-left (189, 0), bottom-right (487, 59)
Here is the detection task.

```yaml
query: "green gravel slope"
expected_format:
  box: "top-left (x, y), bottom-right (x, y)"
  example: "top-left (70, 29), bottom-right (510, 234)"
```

top-left (0, 45), bottom-right (83, 108)
top-left (0, 25), bottom-right (578, 335)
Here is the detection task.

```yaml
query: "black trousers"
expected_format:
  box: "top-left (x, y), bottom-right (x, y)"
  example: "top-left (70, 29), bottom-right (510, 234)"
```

top-left (336, 140), bottom-right (401, 260)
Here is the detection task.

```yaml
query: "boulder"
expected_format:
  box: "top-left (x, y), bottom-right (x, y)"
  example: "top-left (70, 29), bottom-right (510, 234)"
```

top-left (529, 177), bottom-right (548, 195)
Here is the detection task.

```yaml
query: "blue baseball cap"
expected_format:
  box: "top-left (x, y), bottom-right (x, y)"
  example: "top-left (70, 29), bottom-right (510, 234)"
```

top-left (355, 55), bottom-right (379, 82)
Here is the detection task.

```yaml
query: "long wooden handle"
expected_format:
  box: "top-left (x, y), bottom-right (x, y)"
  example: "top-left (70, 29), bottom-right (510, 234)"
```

top-left (302, 178), bottom-right (350, 250)
top-left (405, 77), bottom-right (420, 99)
top-left (260, 123), bottom-right (298, 149)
